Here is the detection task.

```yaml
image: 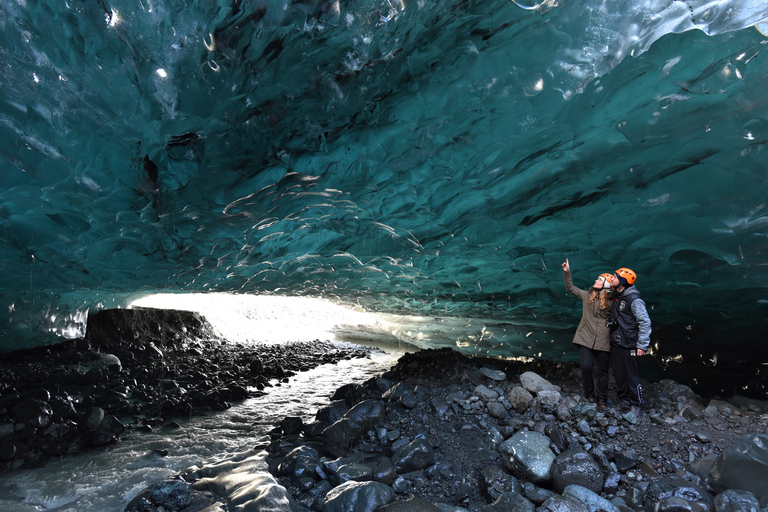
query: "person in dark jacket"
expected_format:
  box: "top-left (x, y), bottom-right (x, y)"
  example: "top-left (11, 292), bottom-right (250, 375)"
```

top-left (562, 259), bottom-right (613, 407)
top-left (608, 267), bottom-right (652, 412)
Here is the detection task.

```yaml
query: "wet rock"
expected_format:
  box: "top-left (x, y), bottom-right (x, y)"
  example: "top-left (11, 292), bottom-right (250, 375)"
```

top-left (655, 496), bottom-right (707, 512)
top-left (644, 476), bottom-right (714, 512)
top-left (400, 390), bottom-right (419, 409)
top-left (392, 438), bottom-right (436, 474)
top-left (500, 430), bottom-right (556, 485)
top-left (507, 386), bottom-right (534, 413)
top-left (321, 480), bottom-right (395, 512)
top-left (550, 449), bottom-right (604, 494)
top-left (316, 400), bottom-right (348, 425)
top-left (708, 434), bottom-right (768, 506)
top-left (322, 399), bottom-right (386, 458)
top-left (277, 446), bottom-right (320, 481)
top-left (82, 406), bottom-right (105, 431)
top-left (713, 489), bottom-right (762, 512)
top-left (545, 424), bottom-right (568, 454)
top-left (478, 465), bottom-right (522, 503)
top-left (334, 461), bottom-right (372, 485)
top-left (11, 398), bottom-right (53, 428)
top-left (563, 484), bottom-right (620, 512)
top-left (539, 494), bottom-right (590, 512)
top-left (373, 458), bottom-right (398, 485)
top-left (280, 416), bottom-right (304, 436)
top-left (480, 490), bottom-right (535, 512)
top-left (150, 479), bottom-right (191, 511)
top-left (377, 495), bottom-right (443, 511)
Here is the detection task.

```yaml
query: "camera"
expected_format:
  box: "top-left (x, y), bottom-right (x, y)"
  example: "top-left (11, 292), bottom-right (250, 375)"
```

top-left (605, 320), bottom-right (615, 328)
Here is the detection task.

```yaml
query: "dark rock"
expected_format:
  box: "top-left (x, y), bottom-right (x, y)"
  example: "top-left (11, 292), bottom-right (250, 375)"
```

top-left (277, 445), bottom-right (320, 482)
top-left (392, 438), bottom-right (436, 474)
top-left (539, 494), bottom-right (590, 512)
top-left (250, 357), bottom-right (263, 375)
top-left (11, 398), bottom-right (53, 428)
top-left (713, 489), bottom-right (762, 512)
top-left (373, 458), bottom-right (398, 485)
top-left (522, 481), bottom-right (557, 505)
top-left (49, 396), bottom-right (77, 420)
top-left (376, 495), bottom-right (443, 511)
top-left (708, 434), bottom-right (768, 507)
top-left (480, 490), bottom-right (535, 512)
top-left (478, 465), bottom-right (521, 503)
top-left (322, 400), bottom-right (386, 458)
top-left (400, 390), bottom-right (419, 409)
top-left (334, 461), bottom-right (372, 485)
top-left (280, 416), bottom-right (304, 436)
top-left (82, 407), bottom-right (105, 431)
top-left (545, 424), bottom-right (568, 454)
top-left (150, 479), bottom-right (191, 511)
top-left (563, 484), bottom-right (620, 512)
top-left (644, 476), bottom-right (714, 512)
top-left (550, 449), bottom-right (604, 494)
top-left (500, 430), bottom-right (556, 485)
top-left (655, 496), bottom-right (705, 512)
top-left (316, 400), bottom-right (349, 425)
top-left (321, 480), bottom-right (394, 512)
top-left (603, 471), bottom-right (622, 494)
top-left (614, 448), bottom-right (639, 472)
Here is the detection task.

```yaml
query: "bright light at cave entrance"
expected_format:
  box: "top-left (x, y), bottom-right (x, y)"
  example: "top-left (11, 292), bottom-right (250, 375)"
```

top-left (129, 294), bottom-right (381, 345)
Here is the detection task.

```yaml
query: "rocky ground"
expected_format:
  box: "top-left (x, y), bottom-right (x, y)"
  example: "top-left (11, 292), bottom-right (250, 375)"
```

top-left (0, 308), bottom-right (377, 472)
top-left (2, 308), bottom-right (767, 511)
top-left (127, 347), bottom-right (768, 512)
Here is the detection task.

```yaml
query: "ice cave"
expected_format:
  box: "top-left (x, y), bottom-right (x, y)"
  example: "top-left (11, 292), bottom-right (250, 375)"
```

top-left (0, 0), bottom-right (767, 395)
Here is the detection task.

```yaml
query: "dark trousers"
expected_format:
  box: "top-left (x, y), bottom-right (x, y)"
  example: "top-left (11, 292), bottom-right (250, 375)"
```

top-left (611, 346), bottom-right (644, 406)
top-left (580, 346), bottom-right (610, 403)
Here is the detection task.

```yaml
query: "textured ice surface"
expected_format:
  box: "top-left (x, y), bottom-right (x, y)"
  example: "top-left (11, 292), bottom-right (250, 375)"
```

top-left (0, 1), bottom-right (767, 385)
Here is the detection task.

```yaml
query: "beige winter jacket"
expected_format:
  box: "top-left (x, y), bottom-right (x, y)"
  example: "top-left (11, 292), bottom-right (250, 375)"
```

top-left (563, 270), bottom-right (612, 352)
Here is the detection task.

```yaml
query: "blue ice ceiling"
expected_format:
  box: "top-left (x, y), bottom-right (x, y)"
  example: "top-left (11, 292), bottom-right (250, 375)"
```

top-left (1, 0), bottom-right (767, 363)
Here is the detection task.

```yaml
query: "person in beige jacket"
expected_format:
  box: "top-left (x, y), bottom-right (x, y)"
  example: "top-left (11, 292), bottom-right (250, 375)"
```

top-left (562, 259), bottom-right (614, 407)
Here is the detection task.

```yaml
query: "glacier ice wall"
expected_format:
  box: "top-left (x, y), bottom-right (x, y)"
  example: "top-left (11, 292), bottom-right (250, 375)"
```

top-left (0, 0), bottom-right (767, 389)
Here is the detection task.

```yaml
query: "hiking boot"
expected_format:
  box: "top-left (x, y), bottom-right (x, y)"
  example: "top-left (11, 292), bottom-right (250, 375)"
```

top-left (597, 402), bottom-right (607, 409)
top-left (617, 400), bottom-right (632, 413)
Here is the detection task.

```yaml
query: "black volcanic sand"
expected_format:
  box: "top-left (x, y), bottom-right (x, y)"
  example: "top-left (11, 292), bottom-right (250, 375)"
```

top-left (0, 308), bottom-right (379, 472)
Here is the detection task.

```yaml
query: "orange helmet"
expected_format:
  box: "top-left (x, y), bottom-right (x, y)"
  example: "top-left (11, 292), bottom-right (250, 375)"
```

top-left (597, 273), bottom-right (614, 289)
top-left (614, 268), bottom-right (637, 285)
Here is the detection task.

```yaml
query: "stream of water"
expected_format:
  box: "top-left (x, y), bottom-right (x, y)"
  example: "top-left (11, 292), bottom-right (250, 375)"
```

top-left (0, 347), bottom-right (404, 512)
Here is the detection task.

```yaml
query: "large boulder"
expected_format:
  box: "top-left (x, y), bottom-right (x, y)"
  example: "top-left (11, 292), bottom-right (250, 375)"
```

top-left (519, 372), bottom-right (558, 395)
top-left (500, 430), bottom-right (556, 485)
top-left (322, 400), bottom-right (386, 458)
top-left (392, 438), bottom-right (436, 474)
top-left (709, 434), bottom-right (768, 506)
top-left (550, 450), bottom-right (604, 494)
top-left (321, 480), bottom-right (395, 512)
